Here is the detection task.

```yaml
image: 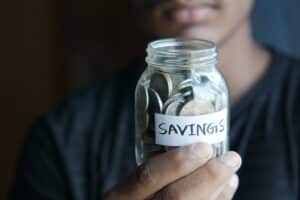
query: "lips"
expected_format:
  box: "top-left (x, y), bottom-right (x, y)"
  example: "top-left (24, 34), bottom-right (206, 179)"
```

top-left (173, 5), bottom-right (218, 23)
top-left (162, 1), bottom-right (221, 24)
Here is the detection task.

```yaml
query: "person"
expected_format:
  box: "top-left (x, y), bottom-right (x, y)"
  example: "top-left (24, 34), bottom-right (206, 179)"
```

top-left (11, 0), bottom-right (300, 199)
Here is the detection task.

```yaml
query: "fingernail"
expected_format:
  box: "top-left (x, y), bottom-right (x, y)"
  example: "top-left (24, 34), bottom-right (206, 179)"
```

top-left (229, 175), bottom-right (239, 189)
top-left (219, 152), bottom-right (241, 168)
top-left (188, 143), bottom-right (212, 160)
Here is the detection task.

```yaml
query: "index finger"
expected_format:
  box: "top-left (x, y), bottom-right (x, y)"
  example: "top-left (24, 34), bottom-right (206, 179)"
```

top-left (105, 143), bottom-right (212, 200)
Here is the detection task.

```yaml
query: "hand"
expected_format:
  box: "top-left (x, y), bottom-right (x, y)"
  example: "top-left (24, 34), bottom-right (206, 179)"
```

top-left (104, 143), bottom-right (242, 200)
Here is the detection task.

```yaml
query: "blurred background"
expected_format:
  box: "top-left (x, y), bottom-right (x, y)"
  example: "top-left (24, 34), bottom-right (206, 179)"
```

top-left (1, 0), bottom-right (300, 198)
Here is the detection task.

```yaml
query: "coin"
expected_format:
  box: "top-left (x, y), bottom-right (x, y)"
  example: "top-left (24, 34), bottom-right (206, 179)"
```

top-left (150, 72), bottom-right (173, 102)
top-left (136, 85), bottom-right (149, 112)
top-left (180, 86), bottom-right (193, 98)
top-left (147, 88), bottom-right (163, 114)
top-left (212, 141), bottom-right (227, 157)
top-left (179, 84), bottom-right (193, 93)
top-left (164, 100), bottom-right (185, 115)
top-left (179, 100), bottom-right (214, 116)
top-left (147, 88), bottom-right (163, 139)
top-left (177, 78), bottom-right (194, 99)
top-left (162, 93), bottom-right (181, 111)
top-left (178, 78), bottom-right (192, 91)
top-left (145, 118), bottom-right (155, 138)
top-left (137, 112), bottom-right (149, 131)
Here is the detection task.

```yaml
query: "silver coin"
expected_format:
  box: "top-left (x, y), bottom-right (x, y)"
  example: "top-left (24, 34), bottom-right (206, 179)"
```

top-left (137, 112), bottom-right (149, 131)
top-left (182, 90), bottom-right (193, 97)
top-left (150, 72), bottom-right (173, 102)
top-left (179, 100), bottom-right (214, 116)
top-left (147, 88), bottom-right (163, 114)
top-left (181, 89), bottom-right (194, 103)
top-left (136, 85), bottom-right (149, 112)
top-left (211, 141), bottom-right (227, 157)
top-left (164, 100), bottom-right (185, 115)
top-left (147, 88), bottom-right (163, 138)
top-left (162, 93), bottom-right (181, 111)
top-left (178, 78), bottom-right (192, 91)
top-left (178, 79), bottom-right (194, 99)
top-left (145, 116), bottom-right (155, 138)
top-left (180, 86), bottom-right (193, 98)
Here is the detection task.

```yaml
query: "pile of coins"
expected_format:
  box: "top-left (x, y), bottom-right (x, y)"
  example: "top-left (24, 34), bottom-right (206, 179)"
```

top-left (136, 71), bottom-right (227, 157)
top-left (137, 72), bottom-right (212, 135)
top-left (135, 39), bottom-right (229, 164)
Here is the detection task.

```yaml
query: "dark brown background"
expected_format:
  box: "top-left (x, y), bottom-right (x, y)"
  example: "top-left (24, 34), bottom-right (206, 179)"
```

top-left (0, 0), bottom-right (145, 198)
top-left (1, 0), bottom-right (65, 198)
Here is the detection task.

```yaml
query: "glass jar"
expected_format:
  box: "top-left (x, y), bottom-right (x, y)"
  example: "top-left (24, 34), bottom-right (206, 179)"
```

top-left (135, 38), bottom-right (229, 165)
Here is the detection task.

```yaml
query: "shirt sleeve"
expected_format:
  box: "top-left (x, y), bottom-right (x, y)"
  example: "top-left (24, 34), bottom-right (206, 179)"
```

top-left (10, 117), bottom-right (73, 200)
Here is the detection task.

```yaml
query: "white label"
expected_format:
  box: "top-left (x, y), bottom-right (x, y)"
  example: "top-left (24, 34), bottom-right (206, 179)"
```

top-left (155, 108), bottom-right (228, 146)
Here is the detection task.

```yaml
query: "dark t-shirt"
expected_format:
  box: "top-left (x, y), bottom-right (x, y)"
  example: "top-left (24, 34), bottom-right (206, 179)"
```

top-left (11, 48), bottom-right (300, 200)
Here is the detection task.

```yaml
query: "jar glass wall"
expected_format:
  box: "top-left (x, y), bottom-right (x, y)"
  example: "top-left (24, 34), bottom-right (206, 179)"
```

top-left (135, 39), bottom-right (229, 165)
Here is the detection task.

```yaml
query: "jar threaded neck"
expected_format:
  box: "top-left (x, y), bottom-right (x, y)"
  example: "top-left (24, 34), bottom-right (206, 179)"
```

top-left (146, 38), bottom-right (217, 69)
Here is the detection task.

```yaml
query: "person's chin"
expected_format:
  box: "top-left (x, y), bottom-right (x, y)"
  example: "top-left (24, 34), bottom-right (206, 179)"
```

top-left (172, 26), bottom-right (219, 43)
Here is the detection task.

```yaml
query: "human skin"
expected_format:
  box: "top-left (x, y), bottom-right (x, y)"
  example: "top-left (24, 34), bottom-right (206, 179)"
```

top-left (104, 143), bottom-right (241, 200)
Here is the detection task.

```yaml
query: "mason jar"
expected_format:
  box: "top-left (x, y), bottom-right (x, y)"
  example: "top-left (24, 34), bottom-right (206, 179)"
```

top-left (135, 38), bottom-right (229, 165)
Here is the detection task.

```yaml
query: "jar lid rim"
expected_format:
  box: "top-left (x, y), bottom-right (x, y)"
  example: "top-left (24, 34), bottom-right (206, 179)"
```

top-left (146, 38), bottom-right (217, 68)
top-left (147, 38), bottom-right (216, 56)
